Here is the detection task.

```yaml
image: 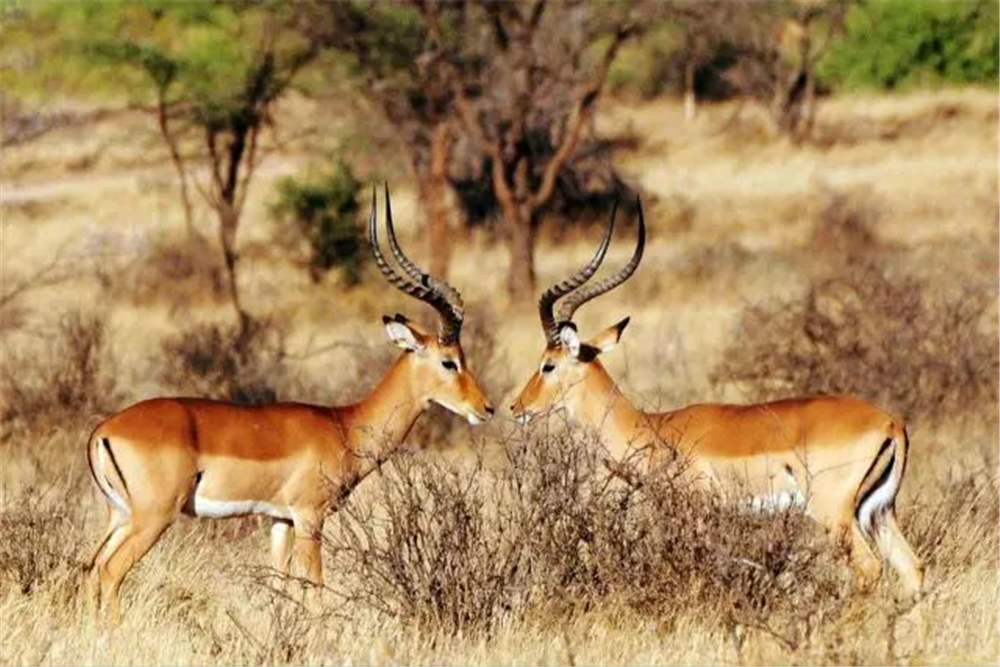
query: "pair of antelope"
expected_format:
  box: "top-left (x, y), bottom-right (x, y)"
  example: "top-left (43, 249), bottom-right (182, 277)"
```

top-left (85, 187), bottom-right (922, 621)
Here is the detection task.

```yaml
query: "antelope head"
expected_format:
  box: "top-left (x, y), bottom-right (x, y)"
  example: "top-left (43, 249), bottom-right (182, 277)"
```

top-left (511, 199), bottom-right (645, 424)
top-left (370, 185), bottom-right (494, 425)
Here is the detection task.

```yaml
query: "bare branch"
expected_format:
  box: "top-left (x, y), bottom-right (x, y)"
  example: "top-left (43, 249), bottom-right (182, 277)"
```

top-left (531, 25), bottom-right (632, 209)
top-left (0, 240), bottom-right (77, 312)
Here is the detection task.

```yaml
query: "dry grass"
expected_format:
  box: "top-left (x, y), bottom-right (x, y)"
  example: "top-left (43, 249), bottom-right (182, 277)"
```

top-left (0, 427), bottom-right (996, 665)
top-left (0, 311), bottom-right (118, 440)
top-left (0, 89), bottom-right (998, 664)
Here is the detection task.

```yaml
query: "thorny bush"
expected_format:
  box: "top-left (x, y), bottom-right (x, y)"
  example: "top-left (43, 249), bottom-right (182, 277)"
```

top-left (713, 260), bottom-right (998, 428)
top-left (0, 493), bottom-right (89, 597)
top-left (118, 232), bottom-right (228, 307)
top-left (0, 310), bottom-right (118, 438)
top-left (324, 426), bottom-right (847, 644)
top-left (159, 318), bottom-right (304, 405)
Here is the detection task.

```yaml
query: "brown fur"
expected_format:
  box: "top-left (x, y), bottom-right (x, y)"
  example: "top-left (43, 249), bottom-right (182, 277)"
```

top-left (85, 333), bottom-right (493, 622)
top-left (513, 338), bottom-right (923, 597)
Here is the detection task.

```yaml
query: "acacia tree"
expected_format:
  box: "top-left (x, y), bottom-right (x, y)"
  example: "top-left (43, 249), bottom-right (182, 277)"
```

top-left (86, 4), bottom-right (319, 343)
top-left (437, 2), bottom-right (639, 298)
top-left (712, 0), bottom-right (851, 141)
top-left (300, 1), bottom-right (461, 278)
top-left (303, 1), bottom-right (638, 296)
top-left (192, 30), bottom-right (318, 342)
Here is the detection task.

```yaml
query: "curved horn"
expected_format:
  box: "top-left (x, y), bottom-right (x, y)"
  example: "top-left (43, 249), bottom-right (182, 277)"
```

top-left (538, 200), bottom-right (617, 346)
top-left (369, 185), bottom-right (465, 344)
top-left (382, 183), bottom-right (466, 320)
top-left (556, 196), bottom-right (645, 325)
top-left (383, 182), bottom-right (425, 283)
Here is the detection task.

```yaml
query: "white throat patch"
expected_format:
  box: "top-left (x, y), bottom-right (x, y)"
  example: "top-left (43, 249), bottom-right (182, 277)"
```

top-left (434, 399), bottom-right (480, 425)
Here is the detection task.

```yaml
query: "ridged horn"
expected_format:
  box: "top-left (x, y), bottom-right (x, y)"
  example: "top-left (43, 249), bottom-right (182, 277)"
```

top-left (368, 185), bottom-right (465, 344)
top-left (382, 183), bottom-right (465, 320)
top-left (556, 196), bottom-right (645, 325)
top-left (537, 200), bottom-right (617, 346)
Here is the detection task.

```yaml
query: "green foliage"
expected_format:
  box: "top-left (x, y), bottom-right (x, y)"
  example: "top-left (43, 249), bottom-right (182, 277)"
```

top-left (2, 2), bottom-right (313, 111)
top-left (271, 159), bottom-right (365, 284)
top-left (820, 0), bottom-right (999, 90)
top-left (335, 2), bottom-right (426, 81)
top-left (608, 23), bottom-right (680, 98)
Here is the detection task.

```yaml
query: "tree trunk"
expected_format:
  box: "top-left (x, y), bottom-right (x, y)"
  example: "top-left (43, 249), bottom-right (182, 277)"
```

top-left (423, 123), bottom-right (452, 279)
top-left (156, 90), bottom-right (199, 241)
top-left (212, 124), bottom-right (253, 347)
top-left (794, 71), bottom-right (817, 143)
top-left (506, 204), bottom-right (536, 299)
top-left (216, 202), bottom-right (251, 344)
top-left (683, 60), bottom-right (697, 122)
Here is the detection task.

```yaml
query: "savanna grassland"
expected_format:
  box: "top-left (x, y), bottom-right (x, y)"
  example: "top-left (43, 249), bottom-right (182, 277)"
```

top-left (1, 88), bottom-right (998, 665)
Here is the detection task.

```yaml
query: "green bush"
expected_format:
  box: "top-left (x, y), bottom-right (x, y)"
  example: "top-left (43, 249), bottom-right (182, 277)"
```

top-left (271, 159), bottom-right (364, 284)
top-left (820, 0), bottom-right (999, 90)
top-left (608, 24), bottom-right (678, 99)
top-left (607, 22), bottom-right (736, 101)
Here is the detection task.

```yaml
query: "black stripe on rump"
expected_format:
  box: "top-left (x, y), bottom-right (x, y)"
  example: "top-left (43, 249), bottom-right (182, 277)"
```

top-left (101, 437), bottom-right (130, 499)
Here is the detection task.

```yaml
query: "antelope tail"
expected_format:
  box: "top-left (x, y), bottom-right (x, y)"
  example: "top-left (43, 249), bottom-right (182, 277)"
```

top-left (856, 424), bottom-right (908, 538)
top-left (88, 435), bottom-right (131, 515)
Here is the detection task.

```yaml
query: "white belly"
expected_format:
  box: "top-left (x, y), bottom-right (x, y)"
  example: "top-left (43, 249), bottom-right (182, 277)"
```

top-left (189, 495), bottom-right (292, 520)
top-left (746, 489), bottom-right (807, 514)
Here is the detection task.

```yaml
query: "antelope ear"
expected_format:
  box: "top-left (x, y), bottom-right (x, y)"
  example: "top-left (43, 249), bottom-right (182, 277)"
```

top-left (558, 322), bottom-right (581, 358)
top-left (383, 314), bottom-right (427, 351)
top-left (586, 317), bottom-right (630, 354)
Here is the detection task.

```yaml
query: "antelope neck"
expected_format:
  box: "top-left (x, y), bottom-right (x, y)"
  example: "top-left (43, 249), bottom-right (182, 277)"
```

top-left (339, 353), bottom-right (425, 473)
top-left (570, 362), bottom-right (651, 462)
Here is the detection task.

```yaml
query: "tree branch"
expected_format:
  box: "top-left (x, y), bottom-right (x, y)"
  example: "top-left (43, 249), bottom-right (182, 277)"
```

top-left (235, 123), bottom-right (261, 216)
top-left (489, 140), bottom-right (518, 224)
top-left (204, 129), bottom-right (226, 207)
top-left (530, 25), bottom-right (632, 209)
top-left (0, 240), bottom-right (76, 312)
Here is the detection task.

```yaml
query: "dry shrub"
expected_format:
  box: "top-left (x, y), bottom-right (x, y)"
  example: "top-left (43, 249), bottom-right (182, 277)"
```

top-left (507, 428), bottom-right (846, 643)
top-left (330, 459), bottom-right (524, 632)
top-left (159, 318), bottom-right (302, 404)
top-left (665, 241), bottom-right (755, 291)
top-left (0, 494), bottom-right (88, 598)
top-left (713, 262), bottom-right (999, 427)
top-left (326, 427), bottom-right (843, 644)
top-left (906, 474), bottom-right (999, 578)
top-left (226, 582), bottom-right (317, 666)
top-left (810, 188), bottom-right (880, 261)
top-left (0, 311), bottom-right (118, 437)
top-left (115, 233), bottom-right (227, 307)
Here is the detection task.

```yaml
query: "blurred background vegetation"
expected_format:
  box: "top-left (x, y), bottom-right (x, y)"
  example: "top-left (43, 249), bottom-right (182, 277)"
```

top-left (0, 3), bottom-right (997, 662)
top-left (1, 0), bottom-right (996, 310)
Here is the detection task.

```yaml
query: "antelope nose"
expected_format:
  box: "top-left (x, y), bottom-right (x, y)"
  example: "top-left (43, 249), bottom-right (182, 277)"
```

top-left (485, 406), bottom-right (495, 416)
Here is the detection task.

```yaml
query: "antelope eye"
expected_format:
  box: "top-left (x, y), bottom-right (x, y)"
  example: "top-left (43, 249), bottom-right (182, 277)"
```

top-left (441, 360), bottom-right (459, 372)
top-left (541, 362), bottom-right (556, 374)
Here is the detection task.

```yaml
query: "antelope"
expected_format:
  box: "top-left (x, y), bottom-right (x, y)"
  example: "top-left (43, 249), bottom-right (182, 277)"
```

top-left (510, 201), bottom-right (924, 597)
top-left (84, 186), bottom-right (494, 621)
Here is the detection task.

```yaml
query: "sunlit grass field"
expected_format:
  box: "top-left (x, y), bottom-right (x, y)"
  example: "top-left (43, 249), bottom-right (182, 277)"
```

top-left (1, 89), bottom-right (997, 665)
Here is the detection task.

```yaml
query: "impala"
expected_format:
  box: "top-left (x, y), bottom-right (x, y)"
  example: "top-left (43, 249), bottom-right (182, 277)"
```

top-left (511, 200), bottom-right (923, 597)
top-left (84, 186), bottom-right (494, 620)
